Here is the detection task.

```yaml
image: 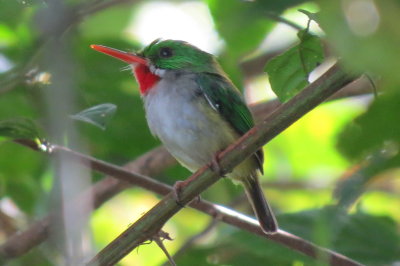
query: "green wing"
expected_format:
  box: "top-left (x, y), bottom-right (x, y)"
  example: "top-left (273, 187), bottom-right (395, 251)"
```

top-left (195, 72), bottom-right (264, 173)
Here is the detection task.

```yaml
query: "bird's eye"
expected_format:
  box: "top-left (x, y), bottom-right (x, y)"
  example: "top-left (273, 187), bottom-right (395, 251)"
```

top-left (159, 47), bottom-right (173, 58)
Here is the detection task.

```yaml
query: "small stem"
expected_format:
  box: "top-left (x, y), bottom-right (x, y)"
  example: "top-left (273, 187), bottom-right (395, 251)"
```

top-left (266, 12), bottom-right (304, 31)
top-left (163, 219), bottom-right (218, 265)
top-left (153, 231), bottom-right (176, 266)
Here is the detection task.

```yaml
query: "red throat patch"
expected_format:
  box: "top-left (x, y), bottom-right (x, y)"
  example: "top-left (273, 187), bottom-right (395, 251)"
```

top-left (133, 64), bottom-right (160, 95)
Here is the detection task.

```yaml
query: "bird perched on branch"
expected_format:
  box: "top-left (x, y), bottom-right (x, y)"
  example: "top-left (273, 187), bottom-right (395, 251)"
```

top-left (91, 39), bottom-right (278, 233)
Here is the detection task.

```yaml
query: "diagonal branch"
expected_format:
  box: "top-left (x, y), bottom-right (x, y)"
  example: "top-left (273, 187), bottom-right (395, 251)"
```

top-left (86, 64), bottom-right (361, 266)
top-left (0, 146), bottom-right (175, 263)
top-left (0, 65), bottom-right (368, 264)
top-left (7, 137), bottom-right (361, 266)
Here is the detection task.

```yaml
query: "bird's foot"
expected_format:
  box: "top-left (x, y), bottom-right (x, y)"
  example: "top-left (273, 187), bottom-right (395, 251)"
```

top-left (209, 153), bottom-right (226, 177)
top-left (173, 180), bottom-right (201, 207)
top-left (173, 180), bottom-right (186, 207)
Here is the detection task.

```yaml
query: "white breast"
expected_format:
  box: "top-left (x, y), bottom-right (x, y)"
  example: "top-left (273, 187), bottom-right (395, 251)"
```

top-left (143, 73), bottom-right (236, 172)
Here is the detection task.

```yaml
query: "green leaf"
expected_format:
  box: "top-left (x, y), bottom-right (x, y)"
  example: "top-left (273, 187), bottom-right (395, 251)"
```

top-left (207, 0), bottom-right (308, 56)
top-left (70, 103), bottom-right (117, 130)
top-left (206, 0), bottom-right (276, 86)
top-left (206, 0), bottom-right (308, 87)
top-left (337, 90), bottom-right (400, 160)
top-left (207, 0), bottom-right (273, 58)
top-left (0, 117), bottom-right (41, 140)
top-left (266, 30), bottom-right (324, 102)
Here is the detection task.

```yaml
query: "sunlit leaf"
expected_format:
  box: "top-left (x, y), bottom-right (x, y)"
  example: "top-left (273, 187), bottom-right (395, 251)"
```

top-left (206, 0), bottom-right (276, 86)
top-left (70, 103), bottom-right (117, 130)
top-left (265, 30), bottom-right (323, 102)
top-left (0, 24), bottom-right (18, 46)
top-left (206, 0), bottom-right (274, 58)
top-left (206, 0), bottom-right (307, 85)
top-left (0, 117), bottom-right (41, 140)
top-left (206, 0), bottom-right (307, 57)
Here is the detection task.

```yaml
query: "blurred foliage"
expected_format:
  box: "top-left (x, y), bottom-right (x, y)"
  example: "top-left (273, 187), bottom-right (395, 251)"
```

top-left (318, 0), bottom-right (400, 84)
top-left (0, 117), bottom-right (41, 140)
top-left (176, 208), bottom-right (400, 266)
top-left (338, 89), bottom-right (400, 160)
top-left (0, 0), bottom-right (399, 265)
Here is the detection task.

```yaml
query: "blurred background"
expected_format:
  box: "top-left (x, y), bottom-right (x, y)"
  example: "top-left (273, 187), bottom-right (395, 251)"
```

top-left (0, 0), bottom-right (399, 265)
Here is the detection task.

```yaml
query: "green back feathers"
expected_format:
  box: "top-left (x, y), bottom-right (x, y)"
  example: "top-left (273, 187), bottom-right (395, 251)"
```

top-left (195, 73), bottom-right (264, 172)
top-left (195, 73), bottom-right (253, 136)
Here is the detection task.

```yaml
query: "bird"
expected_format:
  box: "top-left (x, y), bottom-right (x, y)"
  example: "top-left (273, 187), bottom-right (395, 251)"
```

top-left (90, 39), bottom-right (278, 234)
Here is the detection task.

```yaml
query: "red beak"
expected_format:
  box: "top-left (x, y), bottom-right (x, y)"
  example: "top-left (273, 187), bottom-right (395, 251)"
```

top-left (90, 45), bottom-right (147, 65)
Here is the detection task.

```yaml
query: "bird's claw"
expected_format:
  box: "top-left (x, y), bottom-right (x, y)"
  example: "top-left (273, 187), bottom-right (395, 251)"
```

top-left (173, 180), bottom-right (201, 207)
top-left (209, 153), bottom-right (226, 177)
top-left (173, 181), bottom-right (186, 207)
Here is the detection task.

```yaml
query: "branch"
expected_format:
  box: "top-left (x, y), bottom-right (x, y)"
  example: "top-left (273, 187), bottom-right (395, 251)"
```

top-left (250, 76), bottom-right (372, 121)
top-left (0, 146), bottom-right (175, 262)
top-left (8, 138), bottom-right (361, 266)
top-left (86, 64), bottom-right (362, 266)
top-left (0, 65), bottom-right (368, 263)
top-left (0, 210), bottom-right (18, 237)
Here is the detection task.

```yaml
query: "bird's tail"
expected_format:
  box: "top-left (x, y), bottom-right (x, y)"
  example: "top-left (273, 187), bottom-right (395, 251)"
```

top-left (242, 175), bottom-right (278, 234)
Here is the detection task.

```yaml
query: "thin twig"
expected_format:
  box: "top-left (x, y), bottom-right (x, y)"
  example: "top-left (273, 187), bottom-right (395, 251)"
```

top-left (266, 12), bottom-right (304, 31)
top-left (163, 219), bottom-right (218, 266)
top-left (0, 210), bottom-right (18, 237)
top-left (153, 231), bottom-right (176, 266)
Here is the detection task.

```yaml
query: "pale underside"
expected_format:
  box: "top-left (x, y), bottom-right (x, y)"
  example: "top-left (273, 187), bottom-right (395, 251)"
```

top-left (142, 70), bottom-right (259, 180)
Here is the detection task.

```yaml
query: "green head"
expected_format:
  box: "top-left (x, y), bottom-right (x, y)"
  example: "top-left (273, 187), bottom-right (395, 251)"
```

top-left (139, 39), bottom-right (219, 73)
